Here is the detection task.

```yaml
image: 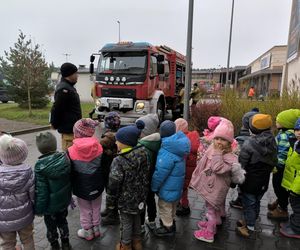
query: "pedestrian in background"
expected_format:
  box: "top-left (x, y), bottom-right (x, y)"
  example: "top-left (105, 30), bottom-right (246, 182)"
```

top-left (247, 86), bottom-right (255, 100)
top-left (50, 62), bottom-right (82, 151)
top-left (190, 119), bottom-right (242, 243)
top-left (237, 114), bottom-right (277, 239)
top-left (35, 132), bottom-right (72, 250)
top-left (106, 121), bottom-right (149, 250)
top-left (0, 135), bottom-right (35, 250)
top-left (174, 118), bottom-right (200, 216)
top-left (68, 118), bottom-right (104, 241)
top-left (280, 118), bottom-right (300, 239)
top-left (152, 120), bottom-right (191, 237)
top-left (268, 109), bottom-right (300, 220)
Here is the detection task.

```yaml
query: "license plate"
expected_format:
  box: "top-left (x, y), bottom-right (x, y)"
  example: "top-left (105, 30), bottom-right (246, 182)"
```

top-left (107, 99), bottom-right (121, 104)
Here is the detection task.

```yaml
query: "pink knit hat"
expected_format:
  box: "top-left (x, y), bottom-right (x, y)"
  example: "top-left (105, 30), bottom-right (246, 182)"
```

top-left (0, 134), bottom-right (28, 165)
top-left (73, 118), bottom-right (99, 138)
top-left (175, 118), bottom-right (188, 133)
top-left (213, 119), bottom-right (234, 143)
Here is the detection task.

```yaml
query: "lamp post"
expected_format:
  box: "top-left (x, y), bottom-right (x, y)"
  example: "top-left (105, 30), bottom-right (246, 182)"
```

top-left (226, 0), bottom-right (235, 89)
top-left (117, 21), bottom-right (121, 43)
top-left (183, 0), bottom-right (194, 120)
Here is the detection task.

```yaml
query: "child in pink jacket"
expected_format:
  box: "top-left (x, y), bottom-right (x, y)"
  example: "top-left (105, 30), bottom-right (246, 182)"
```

top-left (190, 119), bottom-right (245, 243)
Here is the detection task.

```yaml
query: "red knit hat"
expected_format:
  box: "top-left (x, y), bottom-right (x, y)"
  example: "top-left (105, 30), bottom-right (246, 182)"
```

top-left (213, 119), bottom-right (234, 143)
top-left (0, 134), bottom-right (28, 165)
top-left (73, 118), bottom-right (99, 138)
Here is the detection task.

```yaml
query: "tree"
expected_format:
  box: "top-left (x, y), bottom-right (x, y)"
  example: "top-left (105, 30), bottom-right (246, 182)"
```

top-left (0, 31), bottom-right (52, 114)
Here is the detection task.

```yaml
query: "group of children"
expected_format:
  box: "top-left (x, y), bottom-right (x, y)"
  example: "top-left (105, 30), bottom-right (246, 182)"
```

top-left (1, 108), bottom-right (300, 250)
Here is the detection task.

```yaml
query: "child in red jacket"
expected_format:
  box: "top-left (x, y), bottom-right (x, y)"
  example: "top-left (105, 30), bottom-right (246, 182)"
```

top-left (175, 118), bottom-right (201, 216)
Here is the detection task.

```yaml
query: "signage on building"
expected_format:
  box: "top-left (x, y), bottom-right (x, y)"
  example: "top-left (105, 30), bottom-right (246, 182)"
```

top-left (260, 53), bottom-right (271, 70)
top-left (287, 0), bottom-right (300, 62)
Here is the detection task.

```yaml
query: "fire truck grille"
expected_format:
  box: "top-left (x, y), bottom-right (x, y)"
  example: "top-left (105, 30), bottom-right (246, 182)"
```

top-left (102, 88), bottom-right (136, 99)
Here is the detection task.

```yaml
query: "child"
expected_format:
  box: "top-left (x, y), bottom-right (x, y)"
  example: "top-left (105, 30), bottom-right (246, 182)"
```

top-left (100, 112), bottom-right (121, 226)
top-left (106, 120), bottom-right (149, 250)
top-left (0, 134), bottom-right (35, 250)
top-left (280, 118), bottom-right (300, 238)
top-left (174, 118), bottom-right (200, 216)
top-left (68, 118), bottom-right (104, 240)
top-left (136, 114), bottom-right (161, 232)
top-left (230, 109), bottom-right (259, 209)
top-left (190, 119), bottom-right (242, 243)
top-left (35, 132), bottom-right (72, 250)
top-left (268, 109), bottom-right (300, 220)
top-left (152, 120), bottom-right (191, 237)
top-left (237, 114), bottom-right (277, 239)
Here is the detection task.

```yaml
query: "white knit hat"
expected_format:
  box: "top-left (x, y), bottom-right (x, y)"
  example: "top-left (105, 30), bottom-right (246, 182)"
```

top-left (0, 134), bottom-right (28, 165)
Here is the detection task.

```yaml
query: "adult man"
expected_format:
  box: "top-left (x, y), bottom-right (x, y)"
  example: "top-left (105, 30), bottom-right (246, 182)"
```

top-left (50, 63), bottom-right (82, 151)
top-left (190, 83), bottom-right (201, 105)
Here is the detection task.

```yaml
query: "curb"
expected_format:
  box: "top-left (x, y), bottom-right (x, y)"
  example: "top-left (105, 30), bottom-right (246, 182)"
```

top-left (8, 125), bottom-right (51, 136)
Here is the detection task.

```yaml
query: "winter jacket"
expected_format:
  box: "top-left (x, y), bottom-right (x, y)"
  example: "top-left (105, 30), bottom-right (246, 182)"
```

top-left (0, 164), bottom-right (34, 232)
top-left (50, 79), bottom-right (82, 134)
top-left (184, 131), bottom-right (200, 190)
top-left (138, 132), bottom-right (161, 177)
top-left (100, 131), bottom-right (118, 187)
top-left (235, 128), bottom-right (251, 148)
top-left (68, 137), bottom-right (104, 201)
top-left (282, 140), bottom-right (300, 195)
top-left (190, 145), bottom-right (238, 210)
top-left (151, 131), bottom-right (191, 202)
top-left (106, 146), bottom-right (150, 214)
top-left (276, 129), bottom-right (295, 169)
top-left (239, 130), bottom-right (277, 194)
top-left (35, 152), bottom-right (71, 215)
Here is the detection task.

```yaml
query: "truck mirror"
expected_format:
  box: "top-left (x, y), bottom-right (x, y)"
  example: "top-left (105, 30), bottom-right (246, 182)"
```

top-left (157, 64), bottom-right (164, 74)
top-left (157, 55), bottom-right (164, 62)
top-left (89, 63), bottom-right (94, 74)
top-left (90, 55), bottom-right (95, 63)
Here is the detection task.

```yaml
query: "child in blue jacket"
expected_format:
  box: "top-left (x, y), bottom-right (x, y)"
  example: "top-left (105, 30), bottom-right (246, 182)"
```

top-left (151, 120), bottom-right (190, 237)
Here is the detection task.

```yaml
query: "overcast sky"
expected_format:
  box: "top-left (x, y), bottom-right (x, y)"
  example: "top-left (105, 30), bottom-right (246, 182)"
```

top-left (0, 0), bottom-right (292, 69)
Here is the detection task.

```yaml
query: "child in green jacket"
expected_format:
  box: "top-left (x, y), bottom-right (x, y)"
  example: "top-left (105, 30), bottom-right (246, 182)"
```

top-left (280, 118), bottom-right (300, 239)
top-left (35, 132), bottom-right (72, 250)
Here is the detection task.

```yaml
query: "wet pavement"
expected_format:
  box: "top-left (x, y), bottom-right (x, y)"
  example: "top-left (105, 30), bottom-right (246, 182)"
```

top-left (12, 129), bottom-right (300, 250)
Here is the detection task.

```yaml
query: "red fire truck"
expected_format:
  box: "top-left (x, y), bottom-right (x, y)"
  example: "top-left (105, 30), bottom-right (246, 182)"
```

top-left (89, 41), bottom-right (186, 124)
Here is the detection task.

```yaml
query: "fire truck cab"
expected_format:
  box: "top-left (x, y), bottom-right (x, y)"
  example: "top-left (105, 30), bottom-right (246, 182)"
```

top-left (90, 41), bottom-right (186, 124)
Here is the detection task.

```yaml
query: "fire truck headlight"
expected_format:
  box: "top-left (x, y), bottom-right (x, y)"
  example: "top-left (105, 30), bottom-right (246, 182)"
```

top-left (135, 102), bottom-right (145, 112)
top-left (121, 76), bottom-right (127, 82)
top-left (104, 76), bottom-right (109, 81)
top-left (95, 99), bottom-right (101, 107)
top-left (116, 77), bottom-right (120, 82)
top-left (110, 76), bottom-right (115, 82)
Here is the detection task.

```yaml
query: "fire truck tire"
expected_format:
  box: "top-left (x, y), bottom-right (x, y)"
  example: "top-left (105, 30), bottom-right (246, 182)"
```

top-left (157, 98), bottom-right (165, 122)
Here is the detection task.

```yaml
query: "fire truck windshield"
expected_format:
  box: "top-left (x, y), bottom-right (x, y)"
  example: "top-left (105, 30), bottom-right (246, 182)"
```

top-left (98, 52), bottom-right (147, 75)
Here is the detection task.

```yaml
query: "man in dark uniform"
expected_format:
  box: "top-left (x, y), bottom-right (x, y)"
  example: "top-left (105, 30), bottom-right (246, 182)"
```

top-left (50, 63), bottom-right (82, 151)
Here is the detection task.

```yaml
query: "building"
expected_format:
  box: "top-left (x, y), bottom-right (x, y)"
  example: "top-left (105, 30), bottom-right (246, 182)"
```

top-left (281, 0), bottom-right (300, 94)
top-left (51, 65), bottom-right (94, 102)
top-left (239, 45), bottom-right (287, 97)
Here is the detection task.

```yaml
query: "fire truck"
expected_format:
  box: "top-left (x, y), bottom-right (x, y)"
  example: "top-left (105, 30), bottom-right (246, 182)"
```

top-left (89, 41), bottom-right (186, 124)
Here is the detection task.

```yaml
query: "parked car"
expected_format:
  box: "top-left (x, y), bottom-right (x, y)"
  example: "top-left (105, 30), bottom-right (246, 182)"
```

top-left (0, 88), bottom-right (10, 103)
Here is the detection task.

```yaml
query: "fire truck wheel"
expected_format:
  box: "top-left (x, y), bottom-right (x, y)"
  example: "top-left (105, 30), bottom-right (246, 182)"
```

top-left (157, 99), bottom-right (165, 122)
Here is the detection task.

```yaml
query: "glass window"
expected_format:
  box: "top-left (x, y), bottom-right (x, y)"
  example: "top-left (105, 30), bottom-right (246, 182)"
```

top-left (150, 55), bottom-right (157, 75)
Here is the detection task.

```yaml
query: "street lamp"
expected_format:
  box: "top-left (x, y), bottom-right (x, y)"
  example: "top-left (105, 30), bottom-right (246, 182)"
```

top-left (117, 21), bottom-right (121, 43)
top-left (226, 0), bottom-right (235, 89)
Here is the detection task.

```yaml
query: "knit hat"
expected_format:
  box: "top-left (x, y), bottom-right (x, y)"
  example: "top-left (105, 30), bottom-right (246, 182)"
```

top-left (295, 118), bottom-right (300, 130)
top-left (159, 120), bottom-right (176, 138)
top-left (0, 134), bottom-right (28, 165)
top-left (175, 118), bottom-right (188, 133)
top-left (249, 114), bottom-right (272, 134)
top-left (213, 119), bottom-right (234, 143)
top-left (73, 118), bottom-right (99, 138)
top-left (136, 114), bottom-right (159, 137)
top-left (104, 112), bottom-right (121, 131)
top-left (242, 111), bottom-right (259, 130)
top-left (251, 107), bottom-right (259, 112)
top-left (208, 116), bottom-right (222, 131)
top-left (116, 120), bottom-right (145, 146)
top-left (36, 132), bottom-right (57, 154)
top-left (276, 109), bottom-right (300, 129)
top-left (60, 63), bottom-right (78, 78)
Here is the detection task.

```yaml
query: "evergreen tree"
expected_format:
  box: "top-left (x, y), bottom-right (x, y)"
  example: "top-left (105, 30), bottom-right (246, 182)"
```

top-left (0, 31), bottom-right (52, 114)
